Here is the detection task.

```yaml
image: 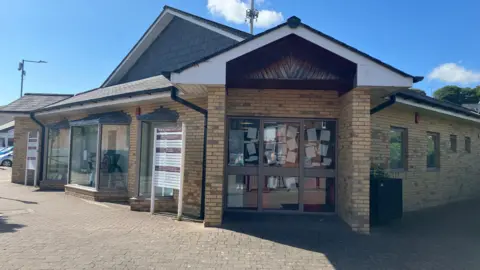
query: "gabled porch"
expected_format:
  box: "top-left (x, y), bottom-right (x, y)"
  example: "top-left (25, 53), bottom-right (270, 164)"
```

top-left (170, 16), bottom-right (420, 234)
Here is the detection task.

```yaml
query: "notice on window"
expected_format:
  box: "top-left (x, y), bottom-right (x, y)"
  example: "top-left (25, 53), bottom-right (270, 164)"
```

top-left (153, 127), bottom-right (183, 190)
top-left (307, 128), bottom-right (317, 142)
top-left (287, 126), bottom-right (298, 138)
top-left (247, 127), bottom-right (258, 139)
top-left (287, 138), bottom-right (298, 150)
top-left (320, 130), bottom-right (331, 142)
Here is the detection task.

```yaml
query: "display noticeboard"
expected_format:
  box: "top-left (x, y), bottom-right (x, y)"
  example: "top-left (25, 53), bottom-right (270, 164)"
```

top-left (25, 131), bottom-right (39, 186)
top-left (152, 126), bottom-right (183, 190)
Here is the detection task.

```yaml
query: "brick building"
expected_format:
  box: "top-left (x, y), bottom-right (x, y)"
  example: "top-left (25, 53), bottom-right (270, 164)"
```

top-left (1, 6), bottom-right (480, 234)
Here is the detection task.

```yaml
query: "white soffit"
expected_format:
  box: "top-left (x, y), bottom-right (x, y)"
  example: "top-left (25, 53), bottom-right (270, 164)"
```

top-left (171, 25), bottom-right (414, 88)
top-left (102, 8), bottom-right (246, 87)
top-left (396, 97), bottom-right (480, 124)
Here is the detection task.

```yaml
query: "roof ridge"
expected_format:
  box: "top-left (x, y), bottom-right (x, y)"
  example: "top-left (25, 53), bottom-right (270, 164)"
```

top-left (24, 93), bottom-right (74, 97)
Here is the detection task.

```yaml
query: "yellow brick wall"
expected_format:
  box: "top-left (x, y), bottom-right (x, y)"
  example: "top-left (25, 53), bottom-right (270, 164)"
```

top-left (338, 89), bottom-right (371, 234)
top-left (227, 89), bottom-right (339, 118)
top-left (371, 104), bottom-right (480, 211)
top-left (204, 86), bottom-right (226, 226)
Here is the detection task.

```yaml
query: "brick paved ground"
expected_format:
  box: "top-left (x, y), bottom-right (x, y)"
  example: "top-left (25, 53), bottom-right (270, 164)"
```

top-left (1, 167), bottom-right (479, 270)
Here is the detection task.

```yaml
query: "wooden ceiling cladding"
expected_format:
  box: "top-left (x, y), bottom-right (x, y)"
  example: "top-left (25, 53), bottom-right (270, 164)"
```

top-left (226, 34), bottom-right (357, 92)
top-left (246, 55), bottom-right (341, 81)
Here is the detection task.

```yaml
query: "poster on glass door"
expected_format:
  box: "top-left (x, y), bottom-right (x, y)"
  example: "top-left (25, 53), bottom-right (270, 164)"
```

top-left (153, 126), bottom-right (183, 190)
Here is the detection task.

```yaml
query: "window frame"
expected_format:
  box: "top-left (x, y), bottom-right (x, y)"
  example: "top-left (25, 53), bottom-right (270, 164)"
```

top-left (465, 136), bottom-right (471, 153)
top-left (426, 132), bottom-right (440, 170)
top-left (389, 126), bottom-right (408, 171)
top-left (450, 134), bottom-right (457, 153)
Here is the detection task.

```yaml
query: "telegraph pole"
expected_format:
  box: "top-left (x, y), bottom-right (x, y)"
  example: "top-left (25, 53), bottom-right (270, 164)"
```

top-left (246, 0), bottom-right (259, 34)
top-left (18, 59), bottom-right (47, 97)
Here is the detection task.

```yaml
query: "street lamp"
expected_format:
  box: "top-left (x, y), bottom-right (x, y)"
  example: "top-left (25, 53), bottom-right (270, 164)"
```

top-left (18, 59), bottom-right (47, 97)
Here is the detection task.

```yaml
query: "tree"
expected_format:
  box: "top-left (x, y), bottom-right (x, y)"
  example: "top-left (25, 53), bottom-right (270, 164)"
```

top-left (433, 86), bottom-right (466, 104)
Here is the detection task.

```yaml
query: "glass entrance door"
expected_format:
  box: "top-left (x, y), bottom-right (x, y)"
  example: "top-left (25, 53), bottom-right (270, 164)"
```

top-left (226, 118), bottom-right (336, 213)
top-left (261, 121), bottom-right (300, 211)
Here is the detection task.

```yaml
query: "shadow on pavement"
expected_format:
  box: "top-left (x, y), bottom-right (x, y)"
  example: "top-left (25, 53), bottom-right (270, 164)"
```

top-left (222, 199), bottom-right (480, 269)
top-left (0, 216), bottom-right (25, 233)
top-left (0, 197), bottom-right (38, 204)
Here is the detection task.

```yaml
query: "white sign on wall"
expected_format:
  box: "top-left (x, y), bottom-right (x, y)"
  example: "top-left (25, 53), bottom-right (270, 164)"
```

top-left (152, 126), bottom-right (183, 190)
top-left (25, 131), bottom-right (39, 186)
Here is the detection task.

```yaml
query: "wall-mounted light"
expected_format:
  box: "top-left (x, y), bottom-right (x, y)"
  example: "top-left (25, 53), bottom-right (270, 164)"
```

top-left (415, 112), bottom-right (420, 124)
top-left (136, 107), bottom-right (141, 116)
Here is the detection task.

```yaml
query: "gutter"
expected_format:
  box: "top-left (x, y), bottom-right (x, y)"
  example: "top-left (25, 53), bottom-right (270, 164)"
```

top-left (29, 112), bottom-right (45, 185)
top-left (370, 95), bottom-right (396, 115)
top-left (170, 87), bottom-right (208, 219)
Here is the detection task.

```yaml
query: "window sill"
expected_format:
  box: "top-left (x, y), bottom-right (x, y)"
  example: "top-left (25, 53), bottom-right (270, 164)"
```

top-left (132, 196), bottom-right (174, 201)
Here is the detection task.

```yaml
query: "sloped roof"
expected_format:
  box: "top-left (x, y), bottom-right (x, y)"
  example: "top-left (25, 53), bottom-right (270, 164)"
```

top-left (37, 75), bottom-right (172, 112)
top-left (395, 90), bottom-right (480, 119)
top-left (101, 5), bottom-right (250, 87)
top-left (0, 93), bottom-right (73, 114)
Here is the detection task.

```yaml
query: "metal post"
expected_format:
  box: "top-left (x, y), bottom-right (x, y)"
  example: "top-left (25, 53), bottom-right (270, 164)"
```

top-left (150, 126), bottom-right (157, 214)
top-left (20, 60), bottom-right (25, 97)
top-left (249, 0), bottom-right (254, 35)
top-left (177, 122), bottom-right (187, 220)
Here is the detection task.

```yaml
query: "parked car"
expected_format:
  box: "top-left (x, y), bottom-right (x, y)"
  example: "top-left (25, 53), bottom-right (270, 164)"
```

top-left (0, 146), bottom-right (13, 155)
top-left (0, 154), bottom-right (12, 167)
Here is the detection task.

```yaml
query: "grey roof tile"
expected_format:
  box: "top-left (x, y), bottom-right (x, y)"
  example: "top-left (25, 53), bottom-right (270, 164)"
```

top-left (0, 94), bottom-right (73, 113)
top-left (42, 75), bottom-right (172, 111)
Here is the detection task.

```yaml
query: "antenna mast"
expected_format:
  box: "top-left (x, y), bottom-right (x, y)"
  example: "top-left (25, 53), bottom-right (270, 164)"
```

top-left (246, 0), bottom-right (259, 34)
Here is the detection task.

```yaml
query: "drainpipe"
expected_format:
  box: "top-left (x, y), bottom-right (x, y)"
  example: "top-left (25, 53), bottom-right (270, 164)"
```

top-left (370, 95), bottom-right (396, 115)
top-left (29, 112), bottom-right (45, 184)
top-left (170, 87), bottom-right (208, 219)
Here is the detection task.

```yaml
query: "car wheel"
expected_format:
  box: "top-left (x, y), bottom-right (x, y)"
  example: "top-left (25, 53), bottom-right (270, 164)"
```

top-left (1, 160), bottom-right (12, 167)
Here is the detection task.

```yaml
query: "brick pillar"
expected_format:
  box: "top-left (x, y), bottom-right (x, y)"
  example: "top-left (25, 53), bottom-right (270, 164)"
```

top-left (337, 88), bottom-right (371, 234)
top-left (204, 86), bottom-right (226, 227)
top-left (11, 117), bottom-right (42, 185)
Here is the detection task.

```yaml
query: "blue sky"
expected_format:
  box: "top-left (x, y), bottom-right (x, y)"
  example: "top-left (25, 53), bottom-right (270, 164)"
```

top-left (1, 0), bottom-right (479, 104)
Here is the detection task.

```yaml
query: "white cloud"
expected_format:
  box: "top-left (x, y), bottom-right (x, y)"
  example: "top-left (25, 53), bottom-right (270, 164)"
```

top-left (428, 63), bottom-right (480, 84)
top-left (207, 0), bottom-right (284, 29)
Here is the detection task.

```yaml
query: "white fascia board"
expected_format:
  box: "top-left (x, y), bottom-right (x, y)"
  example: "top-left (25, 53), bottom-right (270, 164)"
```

top-left (396, 97), bottom-right (480, 124)
top-left (172, 25), bottom-right (413, 88)
top-left (35, 92), bottom-right (171, 116)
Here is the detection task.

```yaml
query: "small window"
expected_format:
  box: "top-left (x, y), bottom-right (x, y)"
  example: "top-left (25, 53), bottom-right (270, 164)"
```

top-left (427, 132), bottom-right (440, 169)
top-left (450, 135), bottom-right (457, 152)
top-left (389, 127), bottom-right (407, 170)
top-left (465, 137), bottom-right (471, 153)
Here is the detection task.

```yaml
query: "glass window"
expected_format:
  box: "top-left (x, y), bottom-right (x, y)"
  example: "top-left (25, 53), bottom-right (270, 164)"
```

top-left (228, 119), bottom-right (260, 167)
top-left (70, 125), bottom-right (99, 187)
top-left (99, 125), bottom-right (129, 190)
top-left (262, 176), bottom-right (298, 210)
top-left (427, 132), bottom-right (440, 169)
top-left (303, 177), bottom-right (335, 212)
top-left (465, 137), bottom-right (471, 153)
top-left (138, 122), bottom-right (174, 197)
top-left (7, 138), bottom-right (14, 147)
top-left (450, 135), bottom-right (457, 152)
top-left (390, 127), bottom-right (407, 170)
top-left (264, 122), bottom-right (299, 168)
top-left (226, 175), bottom-right (258, 209)
top-left (304, 120), bottom-right (336, 169)
top-left (45, 128), bottom-right (70, 182)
